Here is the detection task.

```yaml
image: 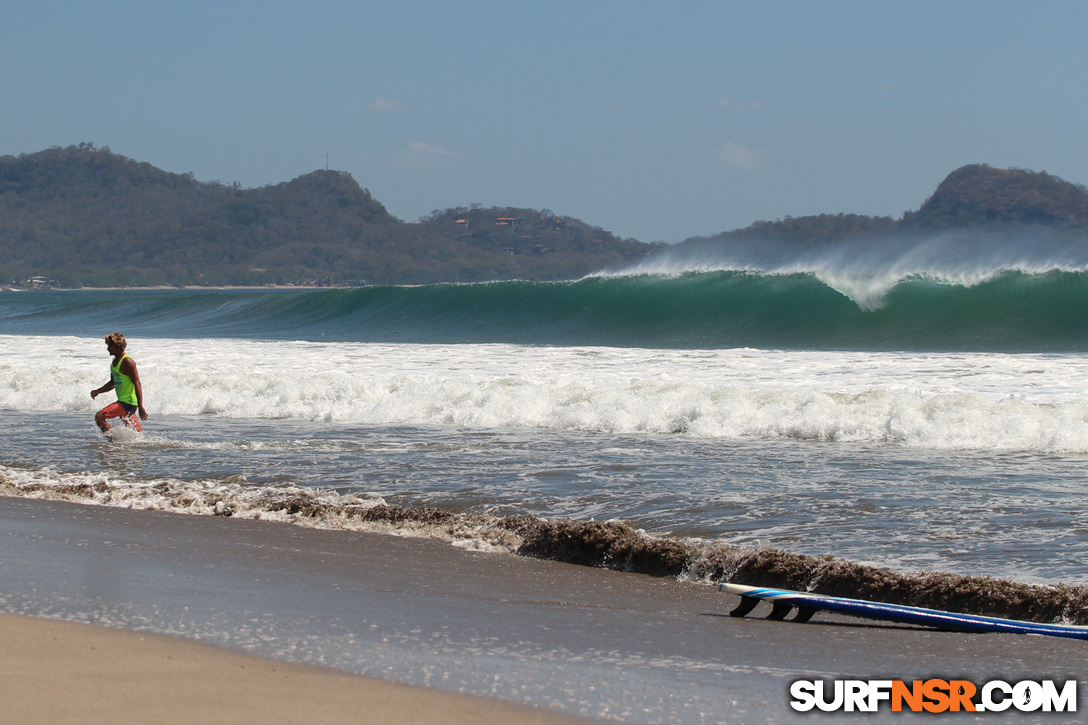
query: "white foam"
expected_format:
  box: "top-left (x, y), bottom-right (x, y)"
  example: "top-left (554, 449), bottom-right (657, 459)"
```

top-left (7, 334), bottom-right (1088, 453)
top-left (0, 462), bottom-right (532, 554)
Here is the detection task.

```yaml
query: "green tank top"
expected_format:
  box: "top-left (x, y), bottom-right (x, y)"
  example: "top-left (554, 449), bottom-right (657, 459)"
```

top-left (111, 354), bottom-right (138, 406)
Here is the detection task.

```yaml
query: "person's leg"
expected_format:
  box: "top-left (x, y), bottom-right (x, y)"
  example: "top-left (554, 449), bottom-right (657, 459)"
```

top-left (95, 402), bottom-right (130, 432)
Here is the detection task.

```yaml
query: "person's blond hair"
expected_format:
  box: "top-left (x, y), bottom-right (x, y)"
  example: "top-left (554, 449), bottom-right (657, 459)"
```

top-left (105, 332), bottom-right (127, 349)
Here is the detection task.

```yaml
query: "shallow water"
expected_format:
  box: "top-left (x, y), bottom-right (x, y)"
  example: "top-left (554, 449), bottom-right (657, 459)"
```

top-left (4, 408), bottom-right (1087, 587)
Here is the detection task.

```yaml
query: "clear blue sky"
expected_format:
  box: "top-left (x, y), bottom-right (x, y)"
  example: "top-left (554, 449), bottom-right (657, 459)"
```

top-left (3, 1), bottom-right (1086, 243)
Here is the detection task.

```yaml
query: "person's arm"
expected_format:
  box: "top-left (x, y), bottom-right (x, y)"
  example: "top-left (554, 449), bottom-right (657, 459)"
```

top-left (91, 380), bottom-right (114, 399)
top-left (121, 357), bottom-right (149, 421)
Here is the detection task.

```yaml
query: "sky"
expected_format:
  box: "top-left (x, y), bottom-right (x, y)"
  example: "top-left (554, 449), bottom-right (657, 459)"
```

top-left (3, 1), bottom-right (1087, 243)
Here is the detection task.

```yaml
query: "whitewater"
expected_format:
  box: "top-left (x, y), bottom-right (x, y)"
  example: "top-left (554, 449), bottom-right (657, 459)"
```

top-left (6, 335), bottom-right (1088, 451)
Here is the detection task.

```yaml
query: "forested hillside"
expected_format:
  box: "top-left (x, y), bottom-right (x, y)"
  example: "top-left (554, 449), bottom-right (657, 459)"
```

top-left (903, 165), bottom-right (1088, 229)
top-left (682, 164), bottom-right (1088, 253)
top-left (0, 144), bottom-right (654, 287)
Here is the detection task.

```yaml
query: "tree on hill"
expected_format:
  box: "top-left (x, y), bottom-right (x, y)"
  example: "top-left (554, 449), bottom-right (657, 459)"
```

top-left (418, 206), bottom-right (650, 271)
top-left (721, 213), bottom-right (898, 247)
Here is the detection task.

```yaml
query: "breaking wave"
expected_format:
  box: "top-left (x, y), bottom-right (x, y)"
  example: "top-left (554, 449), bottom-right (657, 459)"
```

top-left (5, 262), bottom-right (1088, 351)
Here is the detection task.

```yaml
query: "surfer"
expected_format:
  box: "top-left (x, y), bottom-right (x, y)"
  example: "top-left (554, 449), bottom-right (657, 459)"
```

top-left (91, 332), bottom-right (148, 433)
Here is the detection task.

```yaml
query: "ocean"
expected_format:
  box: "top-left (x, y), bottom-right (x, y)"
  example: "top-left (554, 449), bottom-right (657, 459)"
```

top-left (3, 240), bottom-right (1088, 721)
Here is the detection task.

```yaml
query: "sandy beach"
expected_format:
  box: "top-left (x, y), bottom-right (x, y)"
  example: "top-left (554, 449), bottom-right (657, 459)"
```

top-left (1, 495), bottom-right (1084, 723)
top-left (0, 612), bottom-right (590, 725)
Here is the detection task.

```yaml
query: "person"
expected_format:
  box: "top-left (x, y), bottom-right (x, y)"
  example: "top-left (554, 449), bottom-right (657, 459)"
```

top-left (91, 332), bottom-right (148, 433)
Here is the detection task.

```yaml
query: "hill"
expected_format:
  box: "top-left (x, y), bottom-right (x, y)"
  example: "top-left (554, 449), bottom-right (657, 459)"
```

top-left (679, 164), bottom-right (1088, 253)
top-left (904, 164), bottom-right (1088, 229)
top-left (0, 144), bottom-right (654, 287)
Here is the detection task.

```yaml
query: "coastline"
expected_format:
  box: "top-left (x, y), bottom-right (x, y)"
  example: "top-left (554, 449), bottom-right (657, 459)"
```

top-left (0, 613), bottom-right (591, 725)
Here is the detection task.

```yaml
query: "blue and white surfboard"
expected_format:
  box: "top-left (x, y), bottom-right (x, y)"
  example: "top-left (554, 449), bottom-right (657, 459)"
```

top-left (720, 583), bottom-right (1088, 641)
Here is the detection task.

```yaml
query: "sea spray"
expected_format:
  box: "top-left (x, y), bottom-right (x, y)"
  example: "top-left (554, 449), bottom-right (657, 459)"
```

top-left (7, 334), bottom-right (1088, 453)
top-left (626, 228), bottom-right (1088, 310)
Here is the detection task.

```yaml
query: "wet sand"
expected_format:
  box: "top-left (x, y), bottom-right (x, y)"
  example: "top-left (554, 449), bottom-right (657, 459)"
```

top-left (1, 496), bottom-right (1084, 723)
top-left (0, 613), bottom-right (592, 725)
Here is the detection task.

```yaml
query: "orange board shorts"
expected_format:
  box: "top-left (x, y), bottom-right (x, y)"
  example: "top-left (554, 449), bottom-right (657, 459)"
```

top-left (100, 401), bottom-right (142, 431)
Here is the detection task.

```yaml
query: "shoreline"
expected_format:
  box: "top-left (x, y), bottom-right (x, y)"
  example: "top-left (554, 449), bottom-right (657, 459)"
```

top-left (3, 495), bottom-right (1085, 723)
top-left (0, 612), bottom-right (592, 725)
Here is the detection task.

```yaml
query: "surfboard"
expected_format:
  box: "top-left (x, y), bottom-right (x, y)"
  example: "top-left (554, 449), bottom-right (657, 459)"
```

top-left (719, 583), bottom-right (1088, 641)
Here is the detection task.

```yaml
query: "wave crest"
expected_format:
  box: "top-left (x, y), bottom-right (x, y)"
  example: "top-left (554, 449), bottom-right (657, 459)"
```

top-left (623, 228), bottom-right (1088, 310)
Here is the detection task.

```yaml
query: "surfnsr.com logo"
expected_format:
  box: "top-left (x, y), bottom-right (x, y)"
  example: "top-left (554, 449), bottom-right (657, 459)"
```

top-left (790, 679), bottom-right (1077, 713)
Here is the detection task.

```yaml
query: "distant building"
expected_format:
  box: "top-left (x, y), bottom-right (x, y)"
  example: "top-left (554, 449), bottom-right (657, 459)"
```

top-left (25, 275), bottom-right (60, 289)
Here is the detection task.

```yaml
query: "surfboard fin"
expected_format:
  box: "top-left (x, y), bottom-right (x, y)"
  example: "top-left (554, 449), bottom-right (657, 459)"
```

top-left (768, 601), bottom-right (792, 620)
top-left (793, 606), bottom-right (817, 623)
top-left (729, 595), bottom-right (760, 618)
